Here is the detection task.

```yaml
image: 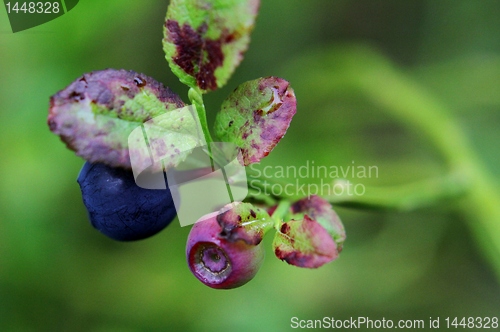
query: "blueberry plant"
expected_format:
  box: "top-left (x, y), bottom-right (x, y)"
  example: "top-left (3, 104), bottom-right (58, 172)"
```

top-left (48, 0), bottom-right (349, 289)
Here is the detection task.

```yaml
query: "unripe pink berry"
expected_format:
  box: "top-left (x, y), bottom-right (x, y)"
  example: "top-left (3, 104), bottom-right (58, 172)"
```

top-left (186, 214), bottom-right (264, 289)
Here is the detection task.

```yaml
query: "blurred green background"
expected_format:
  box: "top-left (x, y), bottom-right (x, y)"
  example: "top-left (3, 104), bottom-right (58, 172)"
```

top-left (1, 1), bottom-right (500, 331)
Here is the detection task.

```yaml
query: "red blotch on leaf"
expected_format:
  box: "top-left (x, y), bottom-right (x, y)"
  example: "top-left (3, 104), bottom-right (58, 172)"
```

top-left (274, 216), bottom-right (338, 269)
top-left (166, 20), bottom-right (227, 91)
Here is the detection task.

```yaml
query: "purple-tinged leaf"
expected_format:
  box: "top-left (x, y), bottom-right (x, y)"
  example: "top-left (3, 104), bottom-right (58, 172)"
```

top-left (273, 215), bottom-right (338, 269)
top-left (291, 195), bottom-right (346, 251)
top-left (217, 202), bottom-right (272, 245)
top-left (214, 77), bottom-right (296, 165)
top-left (163, 0), bottom-right (260, 92)
top-left (48, 69), bottom-right (202, 169)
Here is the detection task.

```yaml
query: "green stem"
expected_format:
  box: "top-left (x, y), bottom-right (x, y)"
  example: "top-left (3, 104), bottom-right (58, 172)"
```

top-left (326, 173), bottom-right (469, 211)
top-left (188, 88), bottom-right (235, 202)
top-left (351, 57), bottom-right (500, 280)
top-left (247, 172), bottom-right (468, 211)
top-left (188, 88), bottom-right (214, 147)
top-left (272, 200), bottom-right (292, 230)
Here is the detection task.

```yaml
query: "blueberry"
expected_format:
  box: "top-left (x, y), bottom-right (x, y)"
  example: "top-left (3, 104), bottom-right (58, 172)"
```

top-left (77, 162), bottom-right (177, 241)
top-left (186, 213), bottom-right (265, 289)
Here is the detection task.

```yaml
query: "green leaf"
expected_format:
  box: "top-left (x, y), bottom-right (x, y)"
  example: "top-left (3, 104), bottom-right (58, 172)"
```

top-left (214, 77), bottom-right (296, 165)
top-left (217, 202), bottom-right (273, 245)
top-left (273, 216), bottom-right (339, 269)
top-left (291, 195), bottom-right (346, 250)
top-left (48, 69), bottom-right (202, 169)
top-left (163, 0), bottom-right (260, 92)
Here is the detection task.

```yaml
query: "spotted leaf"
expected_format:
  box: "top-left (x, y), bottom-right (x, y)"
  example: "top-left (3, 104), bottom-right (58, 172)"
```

top-left (291, 195), bottom-right (346, 251)
top-left (214, 77), bottom-right (296, 165)
top-left (273, 216), bottom-right (339, 269)
top-left (163, 0), bottom-right (260, 92)
top-left (48, 69), bottom-right (203, 170)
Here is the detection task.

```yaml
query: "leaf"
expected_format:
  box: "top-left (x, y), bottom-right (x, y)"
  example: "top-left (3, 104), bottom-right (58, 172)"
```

top-left (48, 69), bottom-right (203, 170)
top-left (273, 216), bottom-right (338, 269)
top-left (163, 0), bottom-right (260, 92)
top-left (214, 77), bottom-right (297, 165)
top-left (216, 202), bottom-right (272, 245)
top-left (291, 195), bottom-right (346, 250)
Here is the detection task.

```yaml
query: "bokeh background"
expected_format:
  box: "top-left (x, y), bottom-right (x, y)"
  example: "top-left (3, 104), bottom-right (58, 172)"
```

top-left (1, 1), bottom-right (500, 331)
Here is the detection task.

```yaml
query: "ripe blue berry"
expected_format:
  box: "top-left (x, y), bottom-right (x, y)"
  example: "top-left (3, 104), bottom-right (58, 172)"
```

top-left (77, 162), bottom-right (177, 241)
top-left (186, 213), bottom-right (265, 289)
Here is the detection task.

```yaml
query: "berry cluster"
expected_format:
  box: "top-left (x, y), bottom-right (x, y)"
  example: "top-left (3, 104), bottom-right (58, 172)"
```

top-left (76, 161), bottom-right (346, 289)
